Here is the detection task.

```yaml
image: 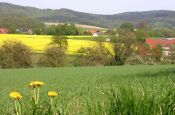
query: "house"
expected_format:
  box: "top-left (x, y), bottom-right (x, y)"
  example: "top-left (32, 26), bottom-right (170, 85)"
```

top-left (16, 28), bottom-right (33, 34)
top-left (0, 28), bottom-right (9, 34)
top-left (146, 38), bottom-right (175, 56)
top-left (27, 29), bottom-right (33, 35)
top-left (88, 30), bottom-right (101, 36)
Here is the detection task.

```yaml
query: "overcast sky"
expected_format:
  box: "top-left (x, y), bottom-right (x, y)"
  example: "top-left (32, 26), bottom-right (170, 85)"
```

top-left (0, 0), bottom-right (175, 14)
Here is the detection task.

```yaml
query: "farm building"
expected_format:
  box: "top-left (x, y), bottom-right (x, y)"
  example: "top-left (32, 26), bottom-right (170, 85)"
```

top-left (0, 28), bottom-right (8, 34)
top-left (88, 30), bottom-right (101, 36)
top-left (146, 38), bottom-right (175, 56)
top-left (27, 29), bottom-right (33, 35)
top-left (16, 28), bottom-right (33, 34)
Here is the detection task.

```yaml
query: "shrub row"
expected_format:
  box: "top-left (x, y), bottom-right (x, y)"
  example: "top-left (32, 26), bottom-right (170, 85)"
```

top-left (0, 40), bottom-right (174, 69)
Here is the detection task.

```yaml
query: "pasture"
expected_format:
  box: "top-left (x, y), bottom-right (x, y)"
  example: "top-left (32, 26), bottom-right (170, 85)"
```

top-left (0, 65), bottom-right (175, 114)
top-left (0, 34), bottom-right (98, 54)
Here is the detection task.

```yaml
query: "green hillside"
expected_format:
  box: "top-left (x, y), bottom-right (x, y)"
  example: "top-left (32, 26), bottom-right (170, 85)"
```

top-left (1, 3), bottom-right (175, 28)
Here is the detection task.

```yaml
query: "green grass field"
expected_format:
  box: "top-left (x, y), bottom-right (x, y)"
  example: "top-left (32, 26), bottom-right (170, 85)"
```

top-left (0, 65), bottom-right (175, 114)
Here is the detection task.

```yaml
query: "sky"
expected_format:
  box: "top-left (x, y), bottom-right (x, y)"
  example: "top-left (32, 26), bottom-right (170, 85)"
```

top-left (0, 0), bottom-right (175, 14)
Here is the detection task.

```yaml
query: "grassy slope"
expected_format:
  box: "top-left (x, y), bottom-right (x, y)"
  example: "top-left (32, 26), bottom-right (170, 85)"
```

top-left (0, 65), bottom-right (175, 114)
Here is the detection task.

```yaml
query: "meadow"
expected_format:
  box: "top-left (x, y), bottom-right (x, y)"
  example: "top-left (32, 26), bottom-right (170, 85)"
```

top-left (0, 34), bottom-right (99, 54)
top-left (0, 65), bottom-right (175, 114)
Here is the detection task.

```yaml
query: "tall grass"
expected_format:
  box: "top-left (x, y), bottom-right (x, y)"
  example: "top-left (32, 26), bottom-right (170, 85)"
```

top-left (85, 68), bottom-right (175, 115)
top-left (0, 65), bottom-right (175, 114)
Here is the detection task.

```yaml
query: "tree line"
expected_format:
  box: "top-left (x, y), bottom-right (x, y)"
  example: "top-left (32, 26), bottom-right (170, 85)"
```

top-left (105, 21), bottom-right (175, 39)
top-left (0, 33), bottom-right (174, 69)
top-left (2, 19), bottom-right (175, 38)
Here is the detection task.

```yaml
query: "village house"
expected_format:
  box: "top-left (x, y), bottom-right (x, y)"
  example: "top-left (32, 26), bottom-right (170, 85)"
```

top-left (0, 28), bottom-right (9, 34)
top-left (27, 29), bottom-right (33, 35)
top-left (88, 30), bottom-right (101, 36)
top-left (146, 38), bottom-right (175, 56)
top-left (16, 28), bottom-right (33, 34)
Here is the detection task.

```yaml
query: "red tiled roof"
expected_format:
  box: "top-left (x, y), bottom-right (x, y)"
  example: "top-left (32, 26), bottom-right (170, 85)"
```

top-left (0, 28), bottom-right (8, 34)
top-left (88, 30), bottom-right (100, 34)
top-left (146, 38), bottom-right (175, 48)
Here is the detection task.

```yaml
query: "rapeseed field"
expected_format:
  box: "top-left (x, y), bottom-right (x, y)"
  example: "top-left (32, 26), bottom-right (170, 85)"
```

top-left (0, 34), bottom-right (98, 54)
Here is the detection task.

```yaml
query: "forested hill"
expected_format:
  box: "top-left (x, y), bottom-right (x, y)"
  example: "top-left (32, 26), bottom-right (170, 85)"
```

top-left (0, 3), bottom-right (44, 33)
top-left (1, 2), bottom-right (175, 29)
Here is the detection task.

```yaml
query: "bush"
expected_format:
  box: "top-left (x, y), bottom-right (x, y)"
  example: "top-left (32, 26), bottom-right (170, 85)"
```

top-left (0, 40), bottom-right (32, 69)
top-left (38, 47), bottom-right (67, 67)
top-left (125, 55), bottom-right (144, 65)
top-left (144, 58), bottom-right (157, 65)
top-left (75, 44), bottom-right (113, 66)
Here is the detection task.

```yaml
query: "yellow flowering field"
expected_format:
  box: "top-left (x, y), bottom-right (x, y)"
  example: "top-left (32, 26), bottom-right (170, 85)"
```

top-left (0, 34), bottom-right (98, 54)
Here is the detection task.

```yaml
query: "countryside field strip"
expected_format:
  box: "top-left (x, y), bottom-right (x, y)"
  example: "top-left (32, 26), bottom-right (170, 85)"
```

top-left (0, 65), bottom-right (175, 114)
top-left (0, 34), bottom-right (97, 54)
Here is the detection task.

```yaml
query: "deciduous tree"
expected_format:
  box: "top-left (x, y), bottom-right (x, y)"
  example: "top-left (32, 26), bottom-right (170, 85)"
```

top-left (51, 36), bottom-right (68, 49)
top-left (0, 40), bottom-right (32, 68)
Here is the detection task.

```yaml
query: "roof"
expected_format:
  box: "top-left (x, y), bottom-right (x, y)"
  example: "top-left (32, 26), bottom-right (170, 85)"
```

top-left (0, 28), bottom-right (8, 34)
top-left (88, 30), bottom-right (100, 34)
top-left (146, 38), bottom-right (175, 48)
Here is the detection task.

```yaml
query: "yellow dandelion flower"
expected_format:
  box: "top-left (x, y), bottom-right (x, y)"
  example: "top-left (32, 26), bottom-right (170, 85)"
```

top-left (48, 91), bottom-right (58, 97)
top-left (9, 92), bottom-right (22, 100)
top-left (29, 81), bottom-right (45, 88)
